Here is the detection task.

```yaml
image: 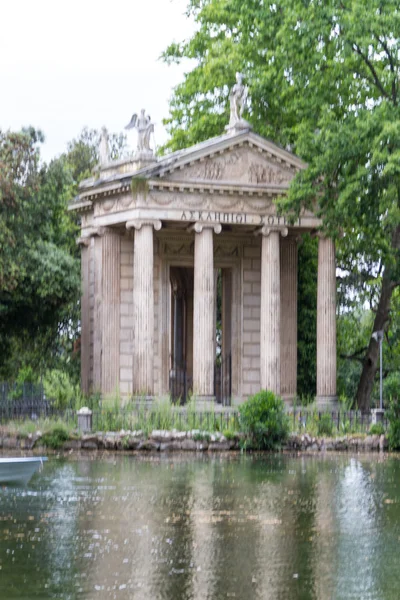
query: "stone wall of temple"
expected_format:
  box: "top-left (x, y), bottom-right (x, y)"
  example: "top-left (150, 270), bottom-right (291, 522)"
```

top-left (241, 241), bottom-right (262, 397)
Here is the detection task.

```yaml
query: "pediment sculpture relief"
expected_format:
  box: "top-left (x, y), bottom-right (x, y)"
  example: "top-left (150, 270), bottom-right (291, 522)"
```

top-left (165, 146), bottom-right (293, 187)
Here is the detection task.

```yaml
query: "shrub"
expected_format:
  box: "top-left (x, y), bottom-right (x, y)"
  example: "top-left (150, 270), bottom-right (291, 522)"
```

top-left (41, 426), bottom-right (70, 449)
top-left (239, 390), bottom-right (289, 450)
top-left (369, 423), bottom-right (385, 436)
top-left (317, 413), bottom-right (334, 436)
top-left (387, 399), bottom-right (400, 450)
top-left (43, 369), bottom-right (81, 410)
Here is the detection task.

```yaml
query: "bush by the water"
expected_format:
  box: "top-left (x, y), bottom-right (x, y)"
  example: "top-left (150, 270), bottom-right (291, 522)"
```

top-left (317, 413), bottom-right (334, 436)
top-left (239, 390), bottom-right (289, 450)
top-left (387, 399), bottom-right (400, 450)
top-left (41, 426), bottom-right (70, 449)
top-left (369, 423), bottom-right (385, 436)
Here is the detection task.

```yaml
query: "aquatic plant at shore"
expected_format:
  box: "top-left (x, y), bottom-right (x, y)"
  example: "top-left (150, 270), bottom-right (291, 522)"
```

top-left (238, 390), bottom-right (289, 450)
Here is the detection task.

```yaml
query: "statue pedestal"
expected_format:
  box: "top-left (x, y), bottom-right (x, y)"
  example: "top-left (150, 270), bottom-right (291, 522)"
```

top-left (225, 119), bottom-right (251, 134)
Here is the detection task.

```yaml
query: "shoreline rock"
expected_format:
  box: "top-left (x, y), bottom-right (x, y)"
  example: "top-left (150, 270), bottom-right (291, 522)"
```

top-left (0, 429), bottom-right (391, 454)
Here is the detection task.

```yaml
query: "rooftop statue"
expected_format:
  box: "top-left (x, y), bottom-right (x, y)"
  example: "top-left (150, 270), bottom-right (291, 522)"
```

top-left (99, 126), bottom-right (110, 165)
top-left (125, 109), bottom-right (154, 155)
top-left (227, 73), bottom-right (251, 132)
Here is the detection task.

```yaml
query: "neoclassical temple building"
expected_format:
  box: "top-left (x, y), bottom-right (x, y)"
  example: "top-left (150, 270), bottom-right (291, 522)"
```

top-left (70, 88), bottom-right (337, 408)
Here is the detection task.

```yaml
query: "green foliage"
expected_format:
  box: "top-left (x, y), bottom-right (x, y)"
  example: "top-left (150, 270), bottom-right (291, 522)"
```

top-left (222, 429), bottom-right (236, 441)
top-left (239, 390), bottom-right (289, 450)
top-left (43, 369), bottom-right (82, 410)
top-left (41, 426), bottom-right (70, 449)
top-left (387, 400), bottom-right (400, 450)
top-left (369, 423), bottom-right (385, 436)
top-left (164, 0), bottom-right (400, 411)
top-left (193, 432), bottom-right (211, 442)
top-left (297, 234), bottom-right (318, 397)
top-left (317, 414), bottom-right (334, 437)
top-left (150, 397), bottom-right (174, 430)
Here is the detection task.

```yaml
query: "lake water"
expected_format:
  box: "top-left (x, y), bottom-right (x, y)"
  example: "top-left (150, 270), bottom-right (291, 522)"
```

top-left (1, 452), bottom-right (400, 599)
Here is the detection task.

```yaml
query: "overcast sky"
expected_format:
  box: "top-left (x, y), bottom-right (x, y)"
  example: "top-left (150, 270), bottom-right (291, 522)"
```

top-left (0, 0), bottom-right (194, 162)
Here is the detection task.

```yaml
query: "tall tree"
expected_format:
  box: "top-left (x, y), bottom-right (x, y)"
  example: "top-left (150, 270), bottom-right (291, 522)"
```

top-left (164, 0), bottom-right (400, 409)
top-left (0, 126), bottom-right (129, 381)
top-left (0, 128), bottom-right (80, 379)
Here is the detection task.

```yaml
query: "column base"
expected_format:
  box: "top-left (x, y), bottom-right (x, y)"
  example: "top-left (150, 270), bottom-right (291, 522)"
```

top-left (192, 396), bottom-right (216, 411)
top-left (316, 395), bottom-right (338, 411)
top-left (281, 394), bottom-right (297, 408)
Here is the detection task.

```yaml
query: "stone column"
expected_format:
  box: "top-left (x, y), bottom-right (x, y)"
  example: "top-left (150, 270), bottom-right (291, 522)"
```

top-left (127, 219), bottom-right (162, 395)
top-left (259, 226), bottom-right (288, 394)
top-left (77, 237), bottom-right (91, 395)
top-left (280, 236), bottom-right (298, 402)
top-left (92, 230), bottom-right (104, 392)
top-left (101, 229), bottom-right (121, 395)
top-left (192, 222), bottom-right (222, 399)
top-left (317, 236), bottom-right (337, 408)
top-left (91, 227), bottom-right (121, 395)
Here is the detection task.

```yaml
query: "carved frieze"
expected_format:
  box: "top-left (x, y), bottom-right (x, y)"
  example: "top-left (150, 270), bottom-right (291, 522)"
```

top-left (94, 194), bottom-right (136, 217)
top-left (162, 241), bottom-right (194, 257)
top-left (214, 243), bottom-right (240, 258)
top-left (148, 191), bottom-right (272, 214)
top-left (248, 162), bottom-right (292, 185)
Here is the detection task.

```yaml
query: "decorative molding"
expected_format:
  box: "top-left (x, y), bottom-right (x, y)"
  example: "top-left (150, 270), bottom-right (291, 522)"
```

top-left (147, 191), bottom-right (273, 215)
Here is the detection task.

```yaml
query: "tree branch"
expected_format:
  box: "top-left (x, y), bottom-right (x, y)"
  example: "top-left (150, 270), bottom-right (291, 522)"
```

top-left (351, 42), bottom-right (390, 101)
top-left (340, 347), bottom-right (368, 363)
top-left (376, 35), bottom-right (398, 105)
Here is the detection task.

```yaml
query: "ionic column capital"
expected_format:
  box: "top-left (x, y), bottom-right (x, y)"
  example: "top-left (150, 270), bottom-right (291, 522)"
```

top-left (255, 225), bottom-right (288, 238)
top-left (78, 226), bottom-right (119, 242)
top-left (126, 219), bottom-right (162, 231)
top-left (76, 236), bottom-right (91, 248)
top-left (190, 222), bottom-right (222, 235)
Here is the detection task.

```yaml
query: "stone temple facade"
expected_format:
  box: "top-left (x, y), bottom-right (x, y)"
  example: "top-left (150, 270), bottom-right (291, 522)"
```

top-left (70, 119), bottom-right (337, 408)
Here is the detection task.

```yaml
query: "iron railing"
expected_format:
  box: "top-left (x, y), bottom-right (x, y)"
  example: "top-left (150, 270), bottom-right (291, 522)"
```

top-left (288, 409), bottom-right (389, 433)
top-left (214, 354), bottom-right (232, 406)
top-left (169, 363), bottom-right (191, 405)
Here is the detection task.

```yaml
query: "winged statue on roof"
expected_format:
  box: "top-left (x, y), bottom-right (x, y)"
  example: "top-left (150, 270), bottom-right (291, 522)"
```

top-left (125, 109), bottom-right (154, 153)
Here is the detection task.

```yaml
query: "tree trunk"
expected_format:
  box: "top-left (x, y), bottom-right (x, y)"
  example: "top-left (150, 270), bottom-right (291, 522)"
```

top-left (356, 226), bottom-right (400, 411)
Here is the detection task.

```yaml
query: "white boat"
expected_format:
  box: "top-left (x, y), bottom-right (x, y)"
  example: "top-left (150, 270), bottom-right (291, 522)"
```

top-left (0, 457), bottom-right (48, 485)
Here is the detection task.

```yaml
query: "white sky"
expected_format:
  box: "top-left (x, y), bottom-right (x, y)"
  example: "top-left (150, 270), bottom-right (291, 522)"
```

top-left (0, 0), bottom-right (195, 162)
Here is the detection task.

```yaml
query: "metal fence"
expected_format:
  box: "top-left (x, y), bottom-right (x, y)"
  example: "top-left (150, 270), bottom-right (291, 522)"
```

top-left (214, 354), bottom-right (232, 406)
top-left (288, 409), bottom-right (389, 433)
top-left (169, 363), bottom-right (190, 405)
top-left (91, 408), bottom-right (239, 433)
top-left (0, 382), bottom-right (50, 422)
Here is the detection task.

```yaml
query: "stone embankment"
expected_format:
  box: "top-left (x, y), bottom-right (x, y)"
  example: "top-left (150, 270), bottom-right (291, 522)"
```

top-left (287, 432), bottom-right (388, 452)
top-left (0, 430), bottom-right (390, 452)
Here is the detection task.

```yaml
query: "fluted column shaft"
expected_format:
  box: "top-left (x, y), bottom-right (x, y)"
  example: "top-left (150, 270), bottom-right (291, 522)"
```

top-left (93, 233), bottom-right (103, 392)
top-left (317, 236), bottom-right (337, 406)
top-left (91, 228), bottom-right (121, 395)
top-left (280, 237), bottom-right (298, 400)
top-left (129, 219), bottom-right (161, 395)
top-left (101, 230), bottom-right (121, 395)
top-left (193, 223), bottom-right (221, 397)
top-left (260, 226), bottom-right (287, 394)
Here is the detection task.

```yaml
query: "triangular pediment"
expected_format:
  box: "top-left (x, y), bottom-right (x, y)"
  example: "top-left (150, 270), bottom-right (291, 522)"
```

top-left (146, 130), bottom-right (306, 190)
